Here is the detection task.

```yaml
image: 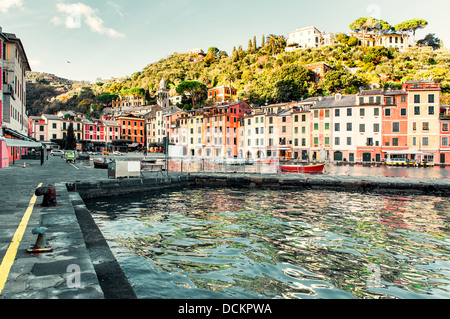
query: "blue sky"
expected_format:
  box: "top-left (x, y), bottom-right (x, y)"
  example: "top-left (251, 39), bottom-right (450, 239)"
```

top-left (0, 0), bottom-right (448, 82)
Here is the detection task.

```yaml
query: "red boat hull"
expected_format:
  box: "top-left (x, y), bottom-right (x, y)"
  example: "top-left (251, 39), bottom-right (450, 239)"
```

top-left (280, 163), bottom-right (325, 173)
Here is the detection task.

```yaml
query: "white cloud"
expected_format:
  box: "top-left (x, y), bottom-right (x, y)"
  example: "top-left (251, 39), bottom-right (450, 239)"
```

top-left (0, 0), bottom-right (23, 12)
top-left (52, 2), bottom-right (124, 38)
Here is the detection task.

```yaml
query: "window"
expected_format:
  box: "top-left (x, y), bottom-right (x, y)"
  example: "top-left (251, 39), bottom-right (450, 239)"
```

top-left (314, 110), bottom-right (319, 118)
top-left (360, 108), bottom-right (365, 116)
top-left (282, 126), bottom-right (286, 133)
top-left (413, 122), bottom-right (417, 131)
top-left (335, 109), bottom-right (340, 117)
top-left (359, 97), bottom-right (364, 105)
top-left (314, 123), bottom-right (319, 130)
top-left (413, 136), bottom-right (417, 146)
top-left (347, 108), bottom-right (352, 116)
top-left (301, 138), bottom-right (306, 146)
top-left (374, 123), bottom-right (380, 133)
top-left (442, 136), bottom-right (449, 146)
top-left (325, 137), bottom-right (330, 145)
top-left (392, 122), bottom-right (400, 133)
top-left (347, 123), bottom-right (352, 131)
top-left (294, 115), bottom-right (299, 122)
top-left (428, 106), bottom-right (434, 115)
top-left (302, 114), bottom-right (306, 122)
top-left (414, 95), bottom-right (420, 103)
top-left (325, 123), bottom-right (330, 130)
top-left (325, 110), bottom-right (330, 118)
top-left (443, 123), bottom-right (449, 132)
top-left (282, 116), bottom-right (286, 123)
top-left (335, 123), bottom-right (340, 131)
top-left (392, 138), bottom-right (398, 146)
top-left (335, 137), bottom-right (340, 145)
top-left (423, 122), bottom-right (429, 131)
top-left (414, 106), bottom-right (420, 115)
top-left (367, 138), bottom-right (373, 146)
top-left (385, 109), bottom-right (391, 116)
top-left (401, 96), bottom-right (406, 103)
top-left (422, 137), bottom-right (429, 146)
top-left (401, 108), bottom-right (407, 116)
top-left (302, 126), bottom-right (306, 134)
top-left (374, 108), bottom-right (379, 116)
top-left (359, 124), bottom-right (365, 132)
top-left (347, 137), bottom-right (352, 145)
top-left (428, 94), bottom-right (435, 103)
top-left (314, 137), bottom-right (319, 145)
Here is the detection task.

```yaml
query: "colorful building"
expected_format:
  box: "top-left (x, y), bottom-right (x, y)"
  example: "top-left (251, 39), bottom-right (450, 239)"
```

top-left (439, 105), bottom-right (450, 164)
top-left (404, 80), bottom-right (441, 163)
top-left (355, 90), bottom-right (383, 162)
top-left (207, 86), bottom-right (237, 104)
top-left (116, 114), bottom-right (145, 147)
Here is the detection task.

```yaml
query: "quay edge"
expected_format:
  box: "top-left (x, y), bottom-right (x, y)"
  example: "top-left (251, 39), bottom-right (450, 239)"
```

top-left (68, 173), bottom-right (450, 199)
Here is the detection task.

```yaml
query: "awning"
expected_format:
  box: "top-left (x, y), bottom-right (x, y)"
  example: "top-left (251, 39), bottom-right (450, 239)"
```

top-left (1, 137), bottom-right (43, 148)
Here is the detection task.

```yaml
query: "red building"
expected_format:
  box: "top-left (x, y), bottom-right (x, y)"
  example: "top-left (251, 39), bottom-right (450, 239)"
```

top-left (382, 90), bottom-right (409, 159)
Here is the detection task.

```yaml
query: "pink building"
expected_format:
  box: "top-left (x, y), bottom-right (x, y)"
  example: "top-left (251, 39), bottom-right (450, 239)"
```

top-left (439, 106), bottom-right (450, 164)
top-left (28, 116), bottom-right (47, 142)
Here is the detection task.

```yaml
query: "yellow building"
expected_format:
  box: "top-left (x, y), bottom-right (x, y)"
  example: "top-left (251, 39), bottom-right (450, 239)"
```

top-left (403, 80), bottom-right (441, 163)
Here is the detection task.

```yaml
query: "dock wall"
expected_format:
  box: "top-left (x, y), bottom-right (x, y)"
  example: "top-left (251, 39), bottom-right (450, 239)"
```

top-left (67, 173), bottom-right (450, 199)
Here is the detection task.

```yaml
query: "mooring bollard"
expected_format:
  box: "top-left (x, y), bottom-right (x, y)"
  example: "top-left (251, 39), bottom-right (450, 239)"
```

top-left (35, 186), bottom-right (57, 207)
top-left (27, 227), bottom-right (53, 253)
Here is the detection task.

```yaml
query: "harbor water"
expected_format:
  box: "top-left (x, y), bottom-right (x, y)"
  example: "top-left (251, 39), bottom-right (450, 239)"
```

top-left (85, 185), bottom-right (450, 299)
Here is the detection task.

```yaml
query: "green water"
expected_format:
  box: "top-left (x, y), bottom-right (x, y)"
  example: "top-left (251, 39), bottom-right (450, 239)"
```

top-left (85, 188), bottom-right (450, 299)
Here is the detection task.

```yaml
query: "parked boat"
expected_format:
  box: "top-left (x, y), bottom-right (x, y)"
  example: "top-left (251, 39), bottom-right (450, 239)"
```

top-left (93, 157), bottom-right (113, 169)
top-left (280, 163), bottom-right (325, 173)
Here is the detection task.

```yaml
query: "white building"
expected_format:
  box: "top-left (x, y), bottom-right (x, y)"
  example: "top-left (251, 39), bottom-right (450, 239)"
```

top-left (286, 26), bottom-right (336, 52)
top-left (42, 114), bottom-right (63, 141)
top-left (1, 31), bottom-right (31, 139)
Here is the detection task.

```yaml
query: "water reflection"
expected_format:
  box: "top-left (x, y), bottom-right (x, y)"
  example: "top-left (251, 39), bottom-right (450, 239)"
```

top-left (86, 188), bottom-right (450, 299)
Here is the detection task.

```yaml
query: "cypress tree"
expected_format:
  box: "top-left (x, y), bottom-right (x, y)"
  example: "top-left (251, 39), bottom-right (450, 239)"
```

top-left (65, 123), bottom-right (77, 150)
top-left (253, 36), bottom-right (257, 50)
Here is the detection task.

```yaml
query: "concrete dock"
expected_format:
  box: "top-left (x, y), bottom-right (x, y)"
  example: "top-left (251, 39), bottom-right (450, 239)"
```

top-left (0, 155), bottom-right (449, 299)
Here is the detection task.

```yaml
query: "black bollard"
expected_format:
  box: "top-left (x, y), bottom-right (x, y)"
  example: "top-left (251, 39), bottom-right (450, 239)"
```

top-left (35, 186), bottom-right (58, 207)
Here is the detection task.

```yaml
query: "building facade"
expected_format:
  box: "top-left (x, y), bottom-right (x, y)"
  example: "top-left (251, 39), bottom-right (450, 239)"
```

top-left (1, 31), bottom-right (31, 141)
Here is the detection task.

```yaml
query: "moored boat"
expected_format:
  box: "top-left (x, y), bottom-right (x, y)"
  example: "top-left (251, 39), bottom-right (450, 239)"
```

top-left (280, 163), bottom-right (325, 173)
top-left (93, 158), bottom-right (113, 169)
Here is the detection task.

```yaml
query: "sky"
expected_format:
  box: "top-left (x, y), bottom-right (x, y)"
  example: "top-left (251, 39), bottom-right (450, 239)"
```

top-left (0, 0), bottom-right (449, 82)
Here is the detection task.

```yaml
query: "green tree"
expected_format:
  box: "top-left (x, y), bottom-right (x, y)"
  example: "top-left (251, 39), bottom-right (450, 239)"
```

top-left (271, 64), bottom-right (313, 102)
top-left (97, 93), bottom-right (118, 108)
top-left (65, 123), bottom-right (77, 150)
top-left (253, 36), bottom-right (257, 51)
top-left (321, 70), bottom-right (364, 94)
top-left (350, 17), bottom-right (374, 47)
top-left (175, 81), bottom-right (208, 108)
top-left (265, 34), bottom-right (286, 56)
top-left (395, 19), bottom-right (428, 46)
top-left (417, 33), bottom-right (440, 50)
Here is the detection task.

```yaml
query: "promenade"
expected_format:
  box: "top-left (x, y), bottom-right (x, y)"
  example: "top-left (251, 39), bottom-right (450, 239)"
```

top-left (0, 155), bottom-right (137, 299)
top-left (0, 154), bottom-right (449, 299)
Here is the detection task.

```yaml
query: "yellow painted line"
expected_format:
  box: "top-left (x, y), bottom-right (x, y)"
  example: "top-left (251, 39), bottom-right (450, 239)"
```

top-left (0, 183), bottom-right (43, 295)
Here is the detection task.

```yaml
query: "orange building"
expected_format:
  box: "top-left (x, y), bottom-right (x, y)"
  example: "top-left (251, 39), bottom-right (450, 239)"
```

top-left (207, 86), bottom-right (237, 103)
top-left (116, 114), bottom-right (145, 147)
